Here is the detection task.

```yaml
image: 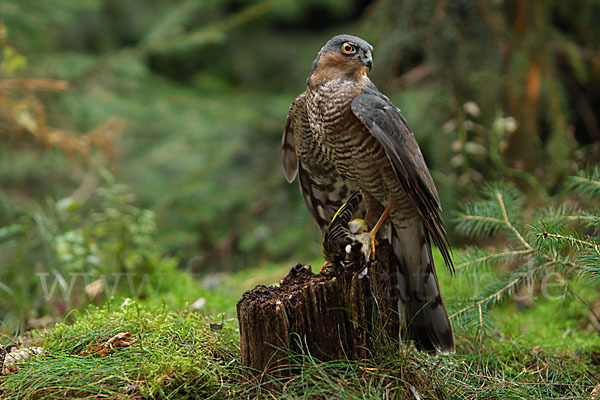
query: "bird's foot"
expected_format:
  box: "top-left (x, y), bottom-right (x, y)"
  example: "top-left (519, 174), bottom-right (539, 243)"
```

top-left (366, 195), bottom-right (392, 261)
top-left (368, 231), bottom-right (378, 260)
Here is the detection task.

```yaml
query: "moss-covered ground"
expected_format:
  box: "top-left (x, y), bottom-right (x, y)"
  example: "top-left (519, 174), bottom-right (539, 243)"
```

top-left (1, 255), bottom-right (599, 399)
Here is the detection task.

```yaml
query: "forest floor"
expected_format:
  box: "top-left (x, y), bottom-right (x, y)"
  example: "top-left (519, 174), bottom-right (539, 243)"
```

top-left (1, 257), bottom-right (599, 399)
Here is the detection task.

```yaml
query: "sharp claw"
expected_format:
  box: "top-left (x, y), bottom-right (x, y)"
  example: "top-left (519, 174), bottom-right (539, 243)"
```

top-left (320, 261), bottom-right (330, 274)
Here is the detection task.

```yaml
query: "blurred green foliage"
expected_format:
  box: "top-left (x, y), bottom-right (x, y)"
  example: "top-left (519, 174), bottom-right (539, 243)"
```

top-left (0, 180), bottom-right (184, 331)
top-left (1, 0), bottom-right (600, 332)
top-left (0, 0), bottom-right (374, 332)
top-left (1, 0), bottom-right (358, 270)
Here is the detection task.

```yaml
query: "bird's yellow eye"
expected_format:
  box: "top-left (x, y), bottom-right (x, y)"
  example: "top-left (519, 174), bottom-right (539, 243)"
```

top-left (341, 43), bottom-right (355, 54)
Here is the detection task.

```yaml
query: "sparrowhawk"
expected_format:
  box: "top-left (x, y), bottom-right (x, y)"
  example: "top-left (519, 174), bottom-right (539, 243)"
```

top-left (282, 34), bottom-right (455, 353)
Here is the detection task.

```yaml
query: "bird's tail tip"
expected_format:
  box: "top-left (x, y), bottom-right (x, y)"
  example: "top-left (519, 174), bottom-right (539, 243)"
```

top-left (390, 224), bottom-right (455, 354)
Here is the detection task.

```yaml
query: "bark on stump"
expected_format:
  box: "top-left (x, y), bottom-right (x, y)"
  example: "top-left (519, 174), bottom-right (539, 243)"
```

top-left (237, 241), bottom-right (400, 374)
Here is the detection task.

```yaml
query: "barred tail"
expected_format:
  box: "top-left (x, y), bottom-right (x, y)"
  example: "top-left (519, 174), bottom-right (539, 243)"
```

top-left (390, 222), bottom-right (455, 353)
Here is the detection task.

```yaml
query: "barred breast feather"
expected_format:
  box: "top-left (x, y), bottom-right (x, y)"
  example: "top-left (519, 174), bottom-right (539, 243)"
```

top-left (282, 92), bottom-right (361, 230)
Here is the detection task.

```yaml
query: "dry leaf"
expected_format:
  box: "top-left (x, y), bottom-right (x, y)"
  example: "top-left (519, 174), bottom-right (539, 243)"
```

top-left (79, 332), bottom-right (138, 357)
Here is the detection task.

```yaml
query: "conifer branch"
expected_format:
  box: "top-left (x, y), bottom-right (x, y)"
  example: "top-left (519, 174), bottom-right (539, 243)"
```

top-left (450, 262), bottom-right (552, 323)
top-left (571, 175), bottom-right (600, 189)
top-left (496, 192), bottom-right (531, 250)
top-left (449, 277), bottom-right (520, 321)
top-left (453, 170), bottom-right (599, 332)
top-left (454, 249), bottom-right (533, 271)
top-left (459, 216), bottom-right (504, 224)
top-left (565, 215), bottom-right (597, 221)
top-left (536, 232), bottom-right (600, 256)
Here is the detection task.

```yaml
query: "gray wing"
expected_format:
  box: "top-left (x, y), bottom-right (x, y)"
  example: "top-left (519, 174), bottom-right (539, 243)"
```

top-left (351, 86), bottom-right (453, 272)
top-left (282, 93), bottom-right (360, 230)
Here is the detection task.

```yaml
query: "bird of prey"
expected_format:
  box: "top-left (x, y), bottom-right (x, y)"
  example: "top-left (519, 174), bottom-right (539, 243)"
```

top-left (281, 34), bottom-right (455, 353)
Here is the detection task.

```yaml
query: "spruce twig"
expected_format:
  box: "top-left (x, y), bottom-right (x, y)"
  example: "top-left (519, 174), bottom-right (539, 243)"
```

top-left (452, 168), bottom-right (600, 333)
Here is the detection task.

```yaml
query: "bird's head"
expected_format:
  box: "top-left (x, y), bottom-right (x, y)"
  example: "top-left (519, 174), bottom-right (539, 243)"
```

top-left (308, 34), bottom-right (373, 86)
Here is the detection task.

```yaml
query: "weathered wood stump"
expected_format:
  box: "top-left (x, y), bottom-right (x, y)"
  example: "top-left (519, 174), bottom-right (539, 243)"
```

top-left (237, 241), bottom-right (400, 374)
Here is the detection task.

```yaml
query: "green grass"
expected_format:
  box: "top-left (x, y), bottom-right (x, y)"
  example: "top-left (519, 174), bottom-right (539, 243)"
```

top-left (1, 303), bottom-right (241, 399)
top-left (1, 299), bottom-right (597, 399)
top-left (1, 253), bottom-right (599, 399)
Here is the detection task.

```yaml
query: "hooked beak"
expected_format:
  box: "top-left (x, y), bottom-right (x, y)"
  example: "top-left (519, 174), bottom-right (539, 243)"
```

top-left (361, 53), bottom-right (373, 72)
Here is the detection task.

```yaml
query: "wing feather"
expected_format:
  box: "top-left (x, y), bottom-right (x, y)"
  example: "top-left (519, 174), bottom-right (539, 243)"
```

top-left (351, 86), bottom-right (453, 272)
top-left (282, 94), bottom-right (305, 183)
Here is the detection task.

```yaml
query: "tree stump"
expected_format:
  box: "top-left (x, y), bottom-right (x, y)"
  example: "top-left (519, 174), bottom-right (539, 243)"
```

top-left (237, 241), bottom-right (400, 374)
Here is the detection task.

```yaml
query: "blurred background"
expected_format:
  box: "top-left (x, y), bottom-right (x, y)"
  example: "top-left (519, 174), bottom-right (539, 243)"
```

top-left (1, 0), bottom-right (599, 333)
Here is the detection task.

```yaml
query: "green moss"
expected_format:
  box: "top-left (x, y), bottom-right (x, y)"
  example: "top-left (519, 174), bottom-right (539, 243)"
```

top-left (2, 251), bottom-right (598, 399)
top-left (2, 292), bottom-right (598, 399)
top-left (495, 285), bottom-right (600, 352)
top-left (2, 302), bottom-right (240, 399)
